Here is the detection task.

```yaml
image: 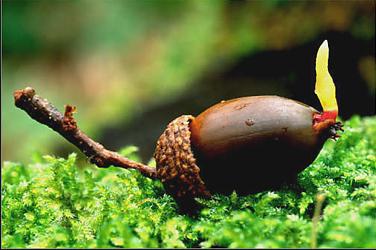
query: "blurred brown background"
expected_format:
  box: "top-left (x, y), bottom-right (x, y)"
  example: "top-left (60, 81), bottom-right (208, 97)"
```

top-left (2, 0), bottom-right (375, 164)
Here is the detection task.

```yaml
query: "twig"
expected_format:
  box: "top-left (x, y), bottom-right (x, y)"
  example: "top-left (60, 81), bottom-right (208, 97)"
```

top-left (14, 87), bottom-right (157, 179)
top-left (311, 193), bottom-right (326, 249)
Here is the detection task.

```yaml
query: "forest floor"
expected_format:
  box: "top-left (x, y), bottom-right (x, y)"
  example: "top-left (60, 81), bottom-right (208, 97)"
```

top-left (2, 115), bottom-right (375, 248)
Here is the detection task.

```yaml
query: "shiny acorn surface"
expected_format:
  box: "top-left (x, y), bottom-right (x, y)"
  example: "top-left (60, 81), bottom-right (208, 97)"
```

top-left (190, 96), bottom-right (333, 195)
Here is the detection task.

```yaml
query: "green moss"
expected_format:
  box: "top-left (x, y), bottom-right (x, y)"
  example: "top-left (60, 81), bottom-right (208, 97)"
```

top-left (2, 116), bottom-right (376, 248)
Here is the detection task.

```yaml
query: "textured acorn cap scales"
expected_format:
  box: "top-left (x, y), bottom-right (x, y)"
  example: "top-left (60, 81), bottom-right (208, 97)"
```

top-left (154, 115), bottom-right (211, 202)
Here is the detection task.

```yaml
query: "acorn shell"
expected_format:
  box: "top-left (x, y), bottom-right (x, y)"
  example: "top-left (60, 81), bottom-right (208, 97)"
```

top-left (190, 96), bottom-right (327, 195)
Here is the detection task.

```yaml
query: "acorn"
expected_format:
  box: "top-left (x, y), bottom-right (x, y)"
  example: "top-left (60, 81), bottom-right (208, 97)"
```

top-left (13, 40), bottom-right (344, 213)
top-left (154, 40), bottom-right (343, 208)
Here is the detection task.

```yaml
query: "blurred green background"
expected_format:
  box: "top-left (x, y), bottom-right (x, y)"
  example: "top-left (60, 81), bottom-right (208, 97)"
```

top-left (2, 0), bottom-right (375, 164)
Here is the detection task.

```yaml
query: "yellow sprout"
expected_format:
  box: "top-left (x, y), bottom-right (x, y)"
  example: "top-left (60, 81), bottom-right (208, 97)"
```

top-left (315, 40), bottom-right (338, 112)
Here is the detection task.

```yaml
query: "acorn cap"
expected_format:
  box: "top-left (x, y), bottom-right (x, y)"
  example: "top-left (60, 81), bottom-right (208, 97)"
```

top-left (154, 115), bottom-right (211, 202)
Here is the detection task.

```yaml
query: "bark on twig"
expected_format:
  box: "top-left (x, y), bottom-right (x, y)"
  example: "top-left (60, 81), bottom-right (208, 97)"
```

top-left (14, 87), bottom-right (157, 179)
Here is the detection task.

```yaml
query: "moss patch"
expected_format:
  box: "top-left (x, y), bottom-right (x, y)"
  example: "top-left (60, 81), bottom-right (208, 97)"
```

top-left (2, 116), bottom-right (375, 248)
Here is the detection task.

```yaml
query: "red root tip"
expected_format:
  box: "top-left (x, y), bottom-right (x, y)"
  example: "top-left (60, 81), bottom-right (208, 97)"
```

top-left (313, 110), bottom-right (338, 123)
top-left (313, 111), bottom-right (343, 140)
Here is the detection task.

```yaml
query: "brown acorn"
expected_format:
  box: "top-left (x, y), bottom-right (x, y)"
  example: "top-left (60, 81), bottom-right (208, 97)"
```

top-left (153, 40), bottom-right (343, 208)
top-left (13, 40), bottom-right (344, 213)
